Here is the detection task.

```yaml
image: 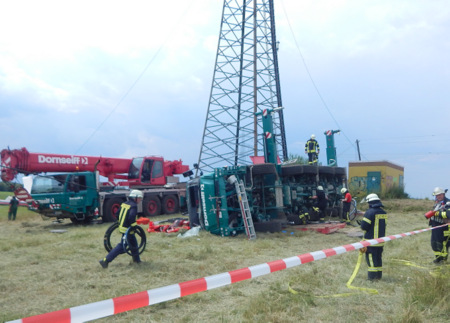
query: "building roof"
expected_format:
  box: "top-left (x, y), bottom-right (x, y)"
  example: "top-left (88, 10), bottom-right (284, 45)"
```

top-left (348, 160), bottom-right (404, 172)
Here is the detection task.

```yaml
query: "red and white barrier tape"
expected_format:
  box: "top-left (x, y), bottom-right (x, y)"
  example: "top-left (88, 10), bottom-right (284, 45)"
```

top-left (7, 224), bottom-right (448, 323)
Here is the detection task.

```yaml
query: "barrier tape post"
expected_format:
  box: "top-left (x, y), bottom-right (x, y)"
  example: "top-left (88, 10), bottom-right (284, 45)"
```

top-left (7, 224), bottom-right (448, 323)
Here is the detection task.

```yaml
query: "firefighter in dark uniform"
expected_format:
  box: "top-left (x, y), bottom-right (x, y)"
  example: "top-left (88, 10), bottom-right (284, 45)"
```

top-left (100, 190), bottom-right (143, 268)
top-left (360, 193), bottom-right (387, 280)
top-left (427, 187), bottom-right (450, 264)
top-left (312, 186), bottom-right (327, 223)
top-left (305, 134), bottom-right (320, 165)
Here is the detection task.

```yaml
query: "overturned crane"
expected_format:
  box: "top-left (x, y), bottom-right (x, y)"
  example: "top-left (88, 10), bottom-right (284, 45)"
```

top-left (186, 108), bottom-right (348, 237)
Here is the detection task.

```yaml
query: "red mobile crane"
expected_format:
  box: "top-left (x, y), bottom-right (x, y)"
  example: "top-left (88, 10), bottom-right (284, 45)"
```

top-left (1, 147), bottom-right (191, 222)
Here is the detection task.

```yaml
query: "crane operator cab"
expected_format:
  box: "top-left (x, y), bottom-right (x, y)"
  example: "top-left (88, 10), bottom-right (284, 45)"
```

top-left (128, 157), bottom-right (165, 186)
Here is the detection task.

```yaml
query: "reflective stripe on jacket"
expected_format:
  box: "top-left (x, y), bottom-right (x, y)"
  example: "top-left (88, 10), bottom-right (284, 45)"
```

top-left (361, 202), bottom-right (387, 247)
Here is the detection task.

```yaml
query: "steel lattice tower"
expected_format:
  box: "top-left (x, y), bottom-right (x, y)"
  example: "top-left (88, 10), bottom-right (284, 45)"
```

top-left (197, 0), bottom-right (288, 173)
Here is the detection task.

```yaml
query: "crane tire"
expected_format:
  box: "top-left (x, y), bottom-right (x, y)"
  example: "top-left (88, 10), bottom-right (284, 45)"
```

top-left (143, 196), bottom-right (161, 217)
top-left (103, 197), bottom-right (123, 222)
top-left (162, 195), bottom-right (179, 215)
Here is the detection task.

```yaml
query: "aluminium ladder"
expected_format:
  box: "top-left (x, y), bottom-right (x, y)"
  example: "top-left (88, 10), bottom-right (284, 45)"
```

top-left (235, 180), bottom-right (256, 240)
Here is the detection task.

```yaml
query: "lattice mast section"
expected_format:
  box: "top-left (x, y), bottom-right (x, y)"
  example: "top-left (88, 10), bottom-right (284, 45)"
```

top-left (197, 0), bottom-right (287, 173)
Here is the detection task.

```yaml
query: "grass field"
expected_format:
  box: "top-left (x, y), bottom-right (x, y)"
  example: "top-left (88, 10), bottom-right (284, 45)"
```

top-left (1, 196), bottom-right (449, 323)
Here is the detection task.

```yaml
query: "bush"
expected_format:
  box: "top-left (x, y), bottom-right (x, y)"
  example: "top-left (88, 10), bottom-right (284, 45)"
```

top-left (0, 181), bottom-right (20, 192)
top-left (381, 186), bottom-right (409, 199)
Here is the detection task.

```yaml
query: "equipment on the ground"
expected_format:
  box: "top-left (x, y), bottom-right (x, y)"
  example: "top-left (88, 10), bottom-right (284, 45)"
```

top-left (103, 222), bottom-right (146, 254)
top-left (0, 148), bottom-right (189, 222)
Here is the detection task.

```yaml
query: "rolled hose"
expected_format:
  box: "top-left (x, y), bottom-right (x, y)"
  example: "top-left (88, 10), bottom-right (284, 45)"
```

top-left (103, 222), bottom-right (147, 255)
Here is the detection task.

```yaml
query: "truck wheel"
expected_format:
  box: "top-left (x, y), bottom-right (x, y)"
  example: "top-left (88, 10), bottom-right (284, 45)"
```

top-left (252, 163), bottom-right (277, 175)
top-left (103, 222), bottom-right (146, 255)
top-left (281, 165), bottom-right (304, 176)
top-left (103, 197), bottom-right (123, 222)
top-left (143, 196), bottom-right (161, 217)
top-left (318, 166), bottom-right (335, 175)
top-left (162, 195), bottom-right (179, 215)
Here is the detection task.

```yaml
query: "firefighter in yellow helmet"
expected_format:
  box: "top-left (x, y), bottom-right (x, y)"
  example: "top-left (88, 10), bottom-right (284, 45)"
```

top-left (360, 193), bottom-right (387, 280)
top-left (305, 134), bottom-right (320, 165)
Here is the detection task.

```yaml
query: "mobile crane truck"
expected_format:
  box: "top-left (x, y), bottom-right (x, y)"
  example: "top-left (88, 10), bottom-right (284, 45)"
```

top-left (186, 108), bottom-right (348, 237)
top-left (0, 148), bottom-right (190, 223)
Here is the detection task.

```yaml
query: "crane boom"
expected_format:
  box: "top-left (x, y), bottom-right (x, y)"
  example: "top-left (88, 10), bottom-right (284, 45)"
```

top-left (0, 147), bottom-right (189, 187)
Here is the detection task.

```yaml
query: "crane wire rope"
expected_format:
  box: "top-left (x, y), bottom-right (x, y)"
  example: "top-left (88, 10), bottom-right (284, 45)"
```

top-left (279, 0), bottom-right (369, 161)
top-left (75, 1), bottom-right (197, 154)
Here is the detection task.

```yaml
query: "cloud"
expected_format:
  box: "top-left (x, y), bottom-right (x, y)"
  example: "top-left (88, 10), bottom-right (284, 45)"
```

top-left (0, 0), bottom-right (449, 198)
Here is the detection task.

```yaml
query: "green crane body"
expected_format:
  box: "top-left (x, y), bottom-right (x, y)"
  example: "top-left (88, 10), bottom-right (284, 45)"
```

top-left (324, 130), bottom-right (340, 166)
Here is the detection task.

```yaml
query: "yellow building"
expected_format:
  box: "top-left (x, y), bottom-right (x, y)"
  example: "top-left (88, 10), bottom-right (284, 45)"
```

top-left (348, 161), bottom-right (404, 195)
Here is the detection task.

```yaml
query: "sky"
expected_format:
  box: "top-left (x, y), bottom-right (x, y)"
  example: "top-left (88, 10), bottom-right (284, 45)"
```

top-left (0, 0), bottom-right (449, 199)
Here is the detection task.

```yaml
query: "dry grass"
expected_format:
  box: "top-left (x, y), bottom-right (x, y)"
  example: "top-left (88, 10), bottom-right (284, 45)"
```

top-left (1, 198), bottom-right (449, 323)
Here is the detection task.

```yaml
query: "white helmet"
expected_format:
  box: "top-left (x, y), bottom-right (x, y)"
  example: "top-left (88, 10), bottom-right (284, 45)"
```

top-left (311, 134), bottom-right (316, 140)
top-left (432, 187), bottom-right (446, 196)
top-left (366, 193), bottom-right (380, 202)
top-left (340, 188), bottom-right (347, 194)
top-left (129, 189), bottom-right (143, 199)
top-left (317, 186), bottom-right (323, 191)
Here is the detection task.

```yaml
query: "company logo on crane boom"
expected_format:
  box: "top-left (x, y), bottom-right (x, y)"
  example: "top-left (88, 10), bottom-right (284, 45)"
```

top-left (38, 155), bottom-right (89, 165)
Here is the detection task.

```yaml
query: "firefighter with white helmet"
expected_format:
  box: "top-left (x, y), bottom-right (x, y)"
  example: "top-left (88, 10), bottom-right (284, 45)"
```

top-left (427, 187), bottom-right (450, 264)
top-left (360, 193), bottom-right (387, 280)
top-left (100, 190), bottom-right (144, 268)
top-left (305, 134), bottom-right (320, 165)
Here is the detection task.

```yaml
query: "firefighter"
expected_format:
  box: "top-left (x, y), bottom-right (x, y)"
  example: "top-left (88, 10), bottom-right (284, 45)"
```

top-left (305, 134), bottom-right (320, 165)
top-left (340, 187), bottom-right (352, 225)
top-left (8, 196), bottom-right (19, 220)
top-left (360, 193), bottom-right (387, 280)
top-left (427, 187), bottom-right (450, 264)
top-left (99, 190), bottom-right (144, 268)
top-left (311, 186), bottom-right (327, 223)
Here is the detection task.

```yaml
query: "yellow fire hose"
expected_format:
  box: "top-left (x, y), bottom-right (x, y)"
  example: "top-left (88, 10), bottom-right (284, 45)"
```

top-left (289, 250), bottom-right (378, 297)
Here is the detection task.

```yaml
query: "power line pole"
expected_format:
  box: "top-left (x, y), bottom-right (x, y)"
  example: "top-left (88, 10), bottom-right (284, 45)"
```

top-left (356, 139), bottom-right (361, 161)
top-left (196, 0), bottom-right (288, 174)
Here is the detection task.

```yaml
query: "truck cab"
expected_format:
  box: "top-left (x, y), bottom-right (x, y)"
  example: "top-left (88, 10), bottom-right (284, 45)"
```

top-left (30, 172), bottom-right (99, 223)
